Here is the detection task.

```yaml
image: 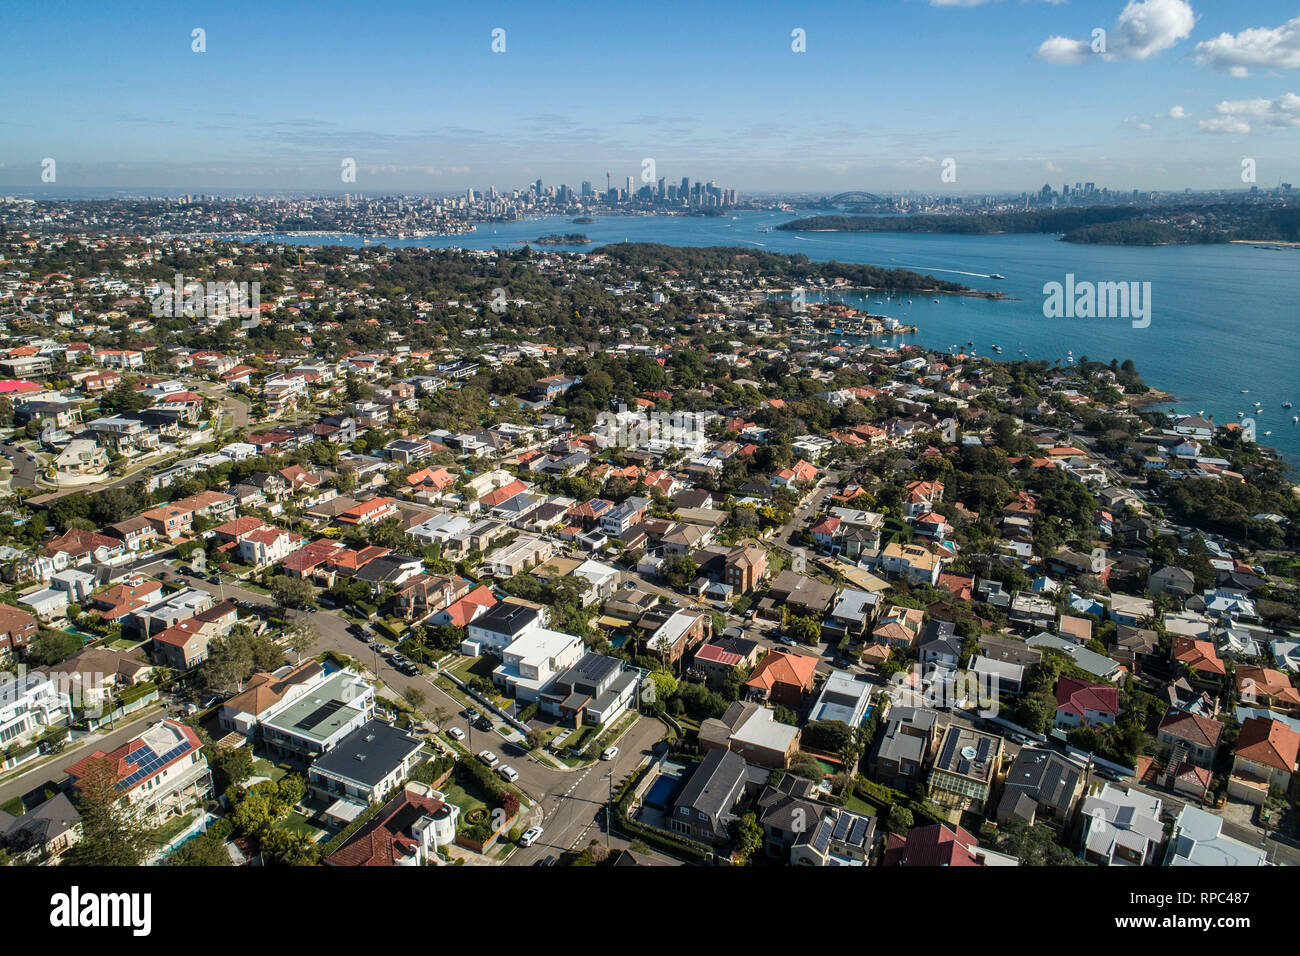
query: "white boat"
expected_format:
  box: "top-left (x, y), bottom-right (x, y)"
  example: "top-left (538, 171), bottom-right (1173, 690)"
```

top-left (1284, 401), bottom-right (1293, 408)
top-left (1241, 389), bottom-right (1249, 393)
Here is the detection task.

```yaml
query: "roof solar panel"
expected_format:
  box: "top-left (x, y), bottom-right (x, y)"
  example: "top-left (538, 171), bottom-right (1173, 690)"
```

top-left (117, 740), bottom-right (193, 790)
top-left (295, 698), bottom-right (345, 731)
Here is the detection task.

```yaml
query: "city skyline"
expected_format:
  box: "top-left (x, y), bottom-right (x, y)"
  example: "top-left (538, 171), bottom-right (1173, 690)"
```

top-left (2, 0), bottom-right (1300, 193)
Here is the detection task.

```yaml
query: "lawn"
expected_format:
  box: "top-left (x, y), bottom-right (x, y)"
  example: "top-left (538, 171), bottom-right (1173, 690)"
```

top-left (251, 758), bottom-right (288, 782)
top-left (148, 809), bottom-right (198, 848)
top-left (448, 655), bottom-right (496, 682)
top-left (276, 811), bottom-right (327, 843)
top-left (441, 781), bottom-right (489, 819)
top-left (560, 724), bottom-right (599, 752)
top-left (843, 791), bottom-right (884, 818)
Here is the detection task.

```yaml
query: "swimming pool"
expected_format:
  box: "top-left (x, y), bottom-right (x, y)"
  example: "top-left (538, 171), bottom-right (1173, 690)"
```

top-left (644, 775), bottom-right (680, 810)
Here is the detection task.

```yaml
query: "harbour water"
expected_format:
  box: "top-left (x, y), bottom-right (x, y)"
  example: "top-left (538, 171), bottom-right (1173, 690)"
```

top-left (243, 210), bottom-right (1300, 466)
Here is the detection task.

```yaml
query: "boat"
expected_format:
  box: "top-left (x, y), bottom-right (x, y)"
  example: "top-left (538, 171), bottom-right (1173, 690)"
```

top-left (992, 345), bottom-right (1003, 353)
top-left (932, 298), bottom-right (940, 303)
top-left (1293, 416), bottom-right (1299, 423)
top-left (1265, 431), bottom-right (1272, 436)
top-left (1241, 389), bottom-right (1249, 393)
top-left (1284, 401), bottom-right (1293, 408)
top-left (1237, 411), bottom-right (1245, 417)
top-left (989, 273), bottom-right (1005, 280)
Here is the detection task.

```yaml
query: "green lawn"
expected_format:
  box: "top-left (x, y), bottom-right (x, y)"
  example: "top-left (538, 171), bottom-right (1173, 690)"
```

top-left (251, 758), bottom-right (288, 782)
top-left (441, 782), bottom-right (488, 818)
top-left (843, 791), bottom-right (884, 818)
top-left (148, 810), bottom-right (198, 848)
top-left (276, 811), bottom-right (327, 842)
top-left (448, 655), bottom-right (496, 682)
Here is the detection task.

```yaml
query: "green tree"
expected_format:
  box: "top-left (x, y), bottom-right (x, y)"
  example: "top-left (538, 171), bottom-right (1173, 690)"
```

top-left (63, 756), bottom-right (148, 866)
top-left (270, 574), bottom-right (315, 613)
top-left (735, 811), bottom-right (762, 864)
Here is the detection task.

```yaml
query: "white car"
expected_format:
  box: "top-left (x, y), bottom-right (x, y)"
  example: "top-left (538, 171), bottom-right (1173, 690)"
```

top-left (600, 746), bottom-right (619, 761)
top-left (477, 749), bottom-right (498, 767)
top-left (447, 727), bottom-right (466, 741)
top-left (519, 825), bottom-right (544, 848)
top-left (497, 765), bottom-right (520, 783)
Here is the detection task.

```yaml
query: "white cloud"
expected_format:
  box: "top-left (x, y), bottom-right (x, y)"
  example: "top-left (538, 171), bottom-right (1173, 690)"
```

top-left (1198, 116), bottom-right (1251, 134)
top-left (1198, 92), bottom-right (1300, 133)
top-left (1037, 35), bottom-right (1093, 64)
top-left (1193, 15), bottom-right (1300, 76)
top-left (1166, 105), bottom-right (1188, 118)
top-left (1037, 0), bottom-right (1195, 64)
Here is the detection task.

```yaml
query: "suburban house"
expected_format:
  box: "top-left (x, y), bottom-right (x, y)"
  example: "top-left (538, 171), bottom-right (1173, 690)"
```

top-left (259, 669), bottom-right (377, 763)
top-left (871, 706), bottom-right (939, 792)
top-left (323, 782), bottom-right (460, 867)
top-left (537, 652), bottom-right (641, 727)
top-left (492, 628), bottom-right (584, 703)
top-left (65, 719), bottom-right (213, 827)
top-left (1165, 804), bottom-right (1268, 867)
top-left (883, 823), bottom-right (1017, 867)
top-left (927, 725), bottom-right (1003, 814)
top-left (996, 749), bottom-right (1084, 829)
top-left (745, 649), bottom-right (818, 708)
top-left (1079, 784), bottom-right (1165, 866)
top-left (308, 720), bottom-right (424, 814)
top-left (699, 700), bottom-right (801, 769)
top-left (1229, 716), bottom-right (1300, 805)
top-left (1156, 710), bottom-right (1223, 770)
top-left (218, 661), bottom-right (328, 736)
top-left (669, 748), bottom-right (749, 846)
top-left (466, 601), bottom-right (548, 655)
top-left (1053, 676), bottom-right (1121, 730)
top-left (873, 605), bottom-right (925, 650)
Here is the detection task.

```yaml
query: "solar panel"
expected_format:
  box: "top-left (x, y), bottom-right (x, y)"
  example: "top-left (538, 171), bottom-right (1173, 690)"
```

top-left (117, 740), bottom-right (193, 790)
top-left (295, 698), bottom-right (346, 731)
top-left (832, 813), bottom-right (849, 841)
top-left (811, 819), bottom-right (833, 853)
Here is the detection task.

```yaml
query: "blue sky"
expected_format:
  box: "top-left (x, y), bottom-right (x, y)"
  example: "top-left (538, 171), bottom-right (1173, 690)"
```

top-left (2, 0), bottom-right (1298, 193)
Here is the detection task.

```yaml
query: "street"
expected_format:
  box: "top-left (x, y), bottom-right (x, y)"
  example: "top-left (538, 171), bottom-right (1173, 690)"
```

top-left (140, 563), bottom-right (673, 862)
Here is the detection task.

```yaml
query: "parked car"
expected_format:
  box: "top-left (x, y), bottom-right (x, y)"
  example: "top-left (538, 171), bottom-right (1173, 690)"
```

top-left (463, 707), bottom-right (480, 721)
top-left (534, 855), bottom-right (556, 866)
top-left (477, 750), bottom-right (498, 767)
top-left (600, 746), bottom-right (619, 761)
top-left (497, 765), bottom-right (519, 783)
top-left (473, 715), bottom-right (493, 732)
top-left (519, 825), bottom-right (544, 847)
top-left (447, 727), bottom-right (466, 741)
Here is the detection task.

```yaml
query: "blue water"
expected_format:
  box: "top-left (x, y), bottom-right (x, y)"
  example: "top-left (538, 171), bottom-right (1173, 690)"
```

top-left (244, 210), bottom-right (1300, 466)
top-left (644, 775), bottom-right (679, 810)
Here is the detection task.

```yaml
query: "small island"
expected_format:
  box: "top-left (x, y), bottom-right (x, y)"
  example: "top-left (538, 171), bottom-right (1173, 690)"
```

top-left (533, 233), bottom-right (591, 245)
top-left (571, 217), bottom-right (597, 224)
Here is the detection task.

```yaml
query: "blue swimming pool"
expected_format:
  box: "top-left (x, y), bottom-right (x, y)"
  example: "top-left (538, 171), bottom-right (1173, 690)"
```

top-left (644, 775), bottom-right (679, 810)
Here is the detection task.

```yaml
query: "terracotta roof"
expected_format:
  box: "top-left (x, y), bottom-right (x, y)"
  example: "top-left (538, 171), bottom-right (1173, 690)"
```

top-left (1054, 676), bottom-right (1120, 719)
top-left (884, 824), bottom-right (983, 866)
top-left (1235, 716), bottom-right (1300, 773)
top-left (746, 650), bottom-right (818, 694)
